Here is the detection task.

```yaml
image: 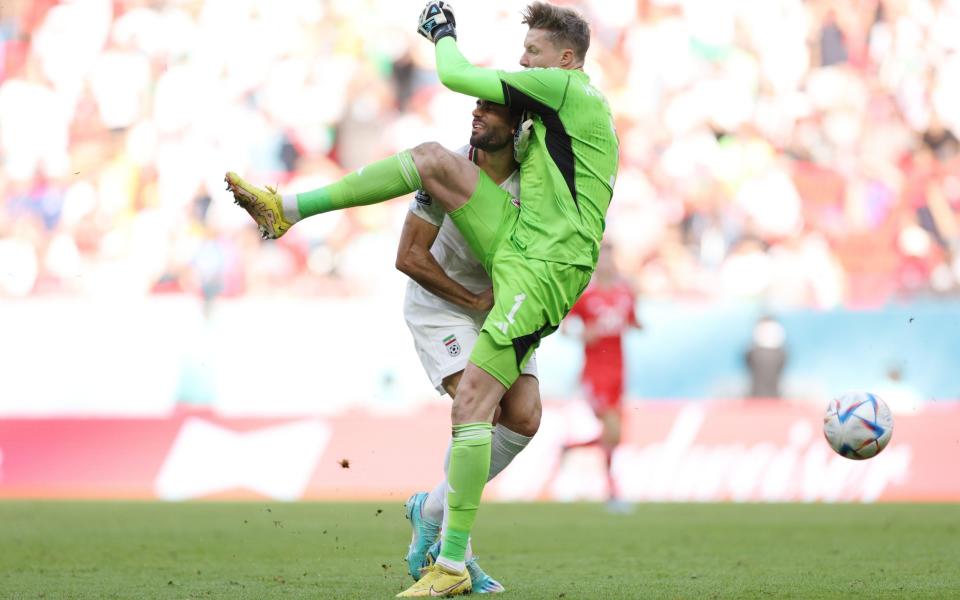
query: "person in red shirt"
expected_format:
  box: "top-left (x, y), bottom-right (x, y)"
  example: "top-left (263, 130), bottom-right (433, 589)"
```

top-left (563, 242), bottom-right (640, 510)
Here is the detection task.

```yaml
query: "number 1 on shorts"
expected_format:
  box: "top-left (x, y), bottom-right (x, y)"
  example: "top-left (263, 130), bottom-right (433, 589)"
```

top-left (506, 294), bottom-right (526, 325)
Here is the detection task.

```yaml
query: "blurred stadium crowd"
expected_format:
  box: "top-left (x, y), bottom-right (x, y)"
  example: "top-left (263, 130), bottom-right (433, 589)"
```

top-left (1, 0), bottom-right (959, 309)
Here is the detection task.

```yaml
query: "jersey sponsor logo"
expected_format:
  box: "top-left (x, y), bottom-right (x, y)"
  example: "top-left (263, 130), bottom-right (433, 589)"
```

top-left (415, 189), bottom-right (433, 207)
top-left (442, 334), bottom-right (461, 357)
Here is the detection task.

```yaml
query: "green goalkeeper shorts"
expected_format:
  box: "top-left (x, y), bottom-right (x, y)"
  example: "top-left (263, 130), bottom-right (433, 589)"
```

top-left (450, 170), bottom-right (593, 388)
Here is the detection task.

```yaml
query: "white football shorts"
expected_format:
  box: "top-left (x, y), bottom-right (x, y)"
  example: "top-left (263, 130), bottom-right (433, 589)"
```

top-left (404, 304), bottom-right (538, 395)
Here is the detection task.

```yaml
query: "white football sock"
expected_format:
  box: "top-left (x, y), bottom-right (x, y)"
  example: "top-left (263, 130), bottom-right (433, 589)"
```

top-left (489, 422), bottom-right (533, 480)
top-left (436, 556), bottom-right (467, 574)
top-left (281, 194), bottom-right (302, 224)
top-left (423, 443), bottom-right (451, 525)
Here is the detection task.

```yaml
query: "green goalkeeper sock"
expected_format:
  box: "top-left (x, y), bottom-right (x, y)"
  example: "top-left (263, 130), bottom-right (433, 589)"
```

top-left (439, 422), bottom-right (493, 570)
top-left (295, 150), bottom-right (422, 217)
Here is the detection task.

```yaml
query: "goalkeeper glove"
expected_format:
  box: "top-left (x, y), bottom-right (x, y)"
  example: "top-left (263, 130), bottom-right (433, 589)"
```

top-left (417, 1), bottom-right (457, 43)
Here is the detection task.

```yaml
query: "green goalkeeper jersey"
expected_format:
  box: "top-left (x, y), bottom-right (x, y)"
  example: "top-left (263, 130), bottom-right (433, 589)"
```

top-left (435, 38), bottom-right (619, 269)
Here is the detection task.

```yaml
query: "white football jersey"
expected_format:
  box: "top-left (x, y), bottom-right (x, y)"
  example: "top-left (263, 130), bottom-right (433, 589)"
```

top-left (404, 145), bottom-right (520, 325)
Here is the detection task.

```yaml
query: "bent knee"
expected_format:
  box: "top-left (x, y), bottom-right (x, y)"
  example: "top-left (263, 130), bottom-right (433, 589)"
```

top-left (411, 142), bottom-right (448, 174)
top-left (602, 420), bottom-right (622, 446)
top-left (413, 141), bottom-right (445, 154)
top-left (500, 398), bottom-right (541, 437)
top-left (508, 409), bottom-right (540, 437)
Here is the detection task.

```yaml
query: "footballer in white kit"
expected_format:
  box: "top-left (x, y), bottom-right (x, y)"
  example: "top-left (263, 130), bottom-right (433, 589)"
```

top-left (402, 145), bottom-right (537, 393)
top-left (394, 99), bottom-right (542, 594)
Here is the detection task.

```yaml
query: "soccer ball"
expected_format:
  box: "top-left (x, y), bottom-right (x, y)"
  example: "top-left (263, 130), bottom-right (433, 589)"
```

top-left (823, 392), bottom-right (894, 460)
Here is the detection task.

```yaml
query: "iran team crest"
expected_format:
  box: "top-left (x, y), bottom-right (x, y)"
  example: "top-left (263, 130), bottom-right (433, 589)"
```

top-left (443, 334), bottom-right (461, 357)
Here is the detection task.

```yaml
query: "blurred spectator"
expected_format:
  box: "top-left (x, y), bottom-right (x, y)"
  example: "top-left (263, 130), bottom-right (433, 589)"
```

top-left (745, 315), bottom-right (787, 398)
top-left (922, 117), bottom-right (959, 162)
top-left (817, 10), bottom-right (849, 67)
top-left (0, 0), bottom-right (958, 309)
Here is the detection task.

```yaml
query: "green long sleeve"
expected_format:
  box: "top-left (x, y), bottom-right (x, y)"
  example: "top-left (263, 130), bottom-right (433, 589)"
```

top-left (434, 37), bottom-right (505, 103)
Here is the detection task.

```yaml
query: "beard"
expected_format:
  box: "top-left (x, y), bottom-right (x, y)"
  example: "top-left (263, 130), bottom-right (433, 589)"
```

top-left (470, 128), bottom-right (512, 152)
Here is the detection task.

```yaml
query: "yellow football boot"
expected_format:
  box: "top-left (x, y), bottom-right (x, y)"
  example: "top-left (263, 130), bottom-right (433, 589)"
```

top-left (396, 563), bottom-right (471, 597)
top-left (224, 172), bottom-right (292, 240)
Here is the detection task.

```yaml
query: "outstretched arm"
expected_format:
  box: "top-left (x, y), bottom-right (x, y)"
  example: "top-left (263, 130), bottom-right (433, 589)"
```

top-left (436, 38), bottom-right (569, 114)
top-left (420, 1), bottom-right (566, 113)
top-left (434, 38), bottom-right (505, 103)
top-left (419, 3), bottom-right (565, 109)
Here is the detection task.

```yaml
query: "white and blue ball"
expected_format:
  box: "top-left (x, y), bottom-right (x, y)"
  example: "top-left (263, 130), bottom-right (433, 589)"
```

top-left (823, 392), bottom-right (894, 460)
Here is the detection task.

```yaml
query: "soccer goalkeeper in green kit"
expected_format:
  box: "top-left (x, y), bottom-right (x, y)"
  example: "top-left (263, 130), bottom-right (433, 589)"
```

top-left (224, 2), bottom-right (618, 596)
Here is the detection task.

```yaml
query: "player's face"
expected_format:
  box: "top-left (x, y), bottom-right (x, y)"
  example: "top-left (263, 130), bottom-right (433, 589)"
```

top-left (520, 28), bottom-right (567, 68)
top-left (470, 100), bottom-right (515, 151)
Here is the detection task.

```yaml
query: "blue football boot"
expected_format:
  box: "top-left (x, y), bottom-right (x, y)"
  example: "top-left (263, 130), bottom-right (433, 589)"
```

top-left (404, 492), bottom-right (440, 581)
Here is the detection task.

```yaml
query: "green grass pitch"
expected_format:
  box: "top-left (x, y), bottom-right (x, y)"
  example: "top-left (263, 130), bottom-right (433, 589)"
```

top-left (1, 502), bottom-right (958, 599)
